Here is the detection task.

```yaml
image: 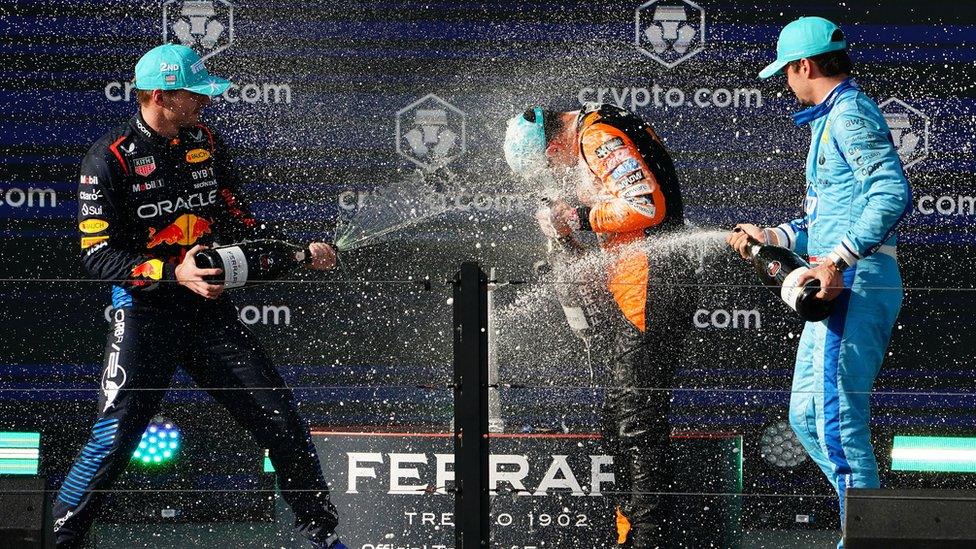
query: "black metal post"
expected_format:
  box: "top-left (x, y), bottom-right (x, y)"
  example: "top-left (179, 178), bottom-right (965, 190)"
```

top-left (452, 261), bottom-right (490, 548)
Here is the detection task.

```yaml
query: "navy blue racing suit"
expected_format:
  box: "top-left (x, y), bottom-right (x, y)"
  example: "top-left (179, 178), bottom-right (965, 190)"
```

top-left (54, 112), bottom-right (339, 547)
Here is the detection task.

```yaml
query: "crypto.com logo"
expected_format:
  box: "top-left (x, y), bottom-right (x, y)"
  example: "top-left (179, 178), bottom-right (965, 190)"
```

top-left (396, 94), bottom-right (467, 171)
top-left (879, 97), bottom-right (930, 169)
top-left (635, 0), bottom-right (705, 68)
top-left (163, 0), bottom-right (234, 61)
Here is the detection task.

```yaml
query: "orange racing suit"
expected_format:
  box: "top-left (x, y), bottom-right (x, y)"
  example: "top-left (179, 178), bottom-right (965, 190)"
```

top-left (576, 103), bottom-right (685, 328)
top-left (574, 103), bottom-right (694, 547)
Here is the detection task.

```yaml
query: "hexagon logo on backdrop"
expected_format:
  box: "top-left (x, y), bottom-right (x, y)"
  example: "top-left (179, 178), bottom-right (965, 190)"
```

top-left (635, 0), bottom-right (705, 68)
top-left (396, 94), bottom-right (467, 171)
top-left (163, 0), bottom-right (235, 61)
top-left (879, 97), bottom-right (930, 169)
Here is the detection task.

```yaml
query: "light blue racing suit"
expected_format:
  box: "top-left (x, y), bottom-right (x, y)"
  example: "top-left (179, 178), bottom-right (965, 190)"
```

top-left (768, 79), bottom-right (911, 532)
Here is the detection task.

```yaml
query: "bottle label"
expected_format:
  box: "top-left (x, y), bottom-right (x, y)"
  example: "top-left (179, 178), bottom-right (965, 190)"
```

top-left (216, 246), bottom-right (248, 289)
top-left (562, 306), bottom-right (590, 331)
top-left (780, 266), bottom-right (809, 312)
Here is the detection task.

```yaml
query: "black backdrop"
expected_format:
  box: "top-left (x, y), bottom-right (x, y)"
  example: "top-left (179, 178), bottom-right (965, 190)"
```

top-left (0, 0), bottom-right (974, 538)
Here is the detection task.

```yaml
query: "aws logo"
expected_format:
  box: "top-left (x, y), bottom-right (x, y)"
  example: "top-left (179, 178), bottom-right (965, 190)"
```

top-left (186, 148), bottom-right (211, 163)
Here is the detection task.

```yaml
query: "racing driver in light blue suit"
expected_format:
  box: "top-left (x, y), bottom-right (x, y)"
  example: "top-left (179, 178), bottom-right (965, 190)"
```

top-left (728, 16), bottom-right (911, 544)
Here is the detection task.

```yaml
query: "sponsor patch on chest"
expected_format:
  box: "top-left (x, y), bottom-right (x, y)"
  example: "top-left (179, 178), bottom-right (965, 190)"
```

top-left (133, 156), bottom-right (156, 177)
top-left (186, 148), bottom-right (211, 163)
top-left (594, 137), bottom-right (624, 158)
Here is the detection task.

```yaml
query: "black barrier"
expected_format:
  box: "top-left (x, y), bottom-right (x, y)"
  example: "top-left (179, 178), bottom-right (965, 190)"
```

top-left (452, 262), bottom-right (490, 547)
top-left (0, 476), bottom-right (51, 548)
top-left (2, 277), bottom-right (976, 547)
top-left (845, 489), bottom-right (976, 548)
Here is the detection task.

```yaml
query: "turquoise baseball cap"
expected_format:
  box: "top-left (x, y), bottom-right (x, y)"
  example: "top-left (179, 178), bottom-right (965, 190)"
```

top-left (758, 17), bottom-right (847, 79)
top-left (134, 44), bottom-right (230, 96)
top-left (503, 107), bottom-right (549, 177)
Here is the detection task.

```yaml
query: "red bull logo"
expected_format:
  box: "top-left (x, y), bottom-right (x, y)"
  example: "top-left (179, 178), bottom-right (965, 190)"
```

top-left (131, 258), bottom-right (164, 281)
top-left (147, 214), bottom-right (212, 248)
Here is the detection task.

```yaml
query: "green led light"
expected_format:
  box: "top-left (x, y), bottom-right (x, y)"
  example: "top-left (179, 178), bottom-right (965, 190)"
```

top-left (263, 450), bottom-right (275, 473)
top-left (891, 435), bottom-right (976, 473)
top-left (736, 435), bottom-right (744, 493)
top-left (0, 432), bottom-right (40, 475)
top-left (131, 421), bottom-right (180, 465)
top-left (0, 432), bottom-right (41, 447)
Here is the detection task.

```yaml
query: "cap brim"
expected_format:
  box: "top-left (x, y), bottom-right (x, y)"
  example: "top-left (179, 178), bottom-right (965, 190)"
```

top-left (758, 58), bottom-right (790, 80)
top-left (184, 76), bottom-right (231, 97)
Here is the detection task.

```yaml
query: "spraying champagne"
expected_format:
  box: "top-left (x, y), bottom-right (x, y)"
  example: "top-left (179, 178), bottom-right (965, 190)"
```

top-left (535, 237), bottom-right (605, 343)
top-left (735, 229), bottom-right (833, 322)
top-left (534, 195), bottom-right (604, 343)
top-left (194, 239), bottom-right (317, 289)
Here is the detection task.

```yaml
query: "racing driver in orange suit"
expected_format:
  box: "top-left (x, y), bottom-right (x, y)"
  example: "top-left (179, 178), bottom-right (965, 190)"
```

top-left (504, 103), bottom-right (696, 547)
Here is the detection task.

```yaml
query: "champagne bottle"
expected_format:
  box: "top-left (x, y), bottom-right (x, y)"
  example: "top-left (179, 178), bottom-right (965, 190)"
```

top-left (535, 235), bottom-right (604, 343)
top-left (194, 239), bottom-right (312, 289)
top-left (743, 236), bottom-right (833, 322)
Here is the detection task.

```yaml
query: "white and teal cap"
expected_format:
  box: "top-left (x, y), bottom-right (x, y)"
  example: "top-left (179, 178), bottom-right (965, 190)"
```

top-left (759, 17), bottom-right (847, 79)
top-left (503, 107), bottom-right (549, 177)
top-left (134, 44), bottom-right (230, 96)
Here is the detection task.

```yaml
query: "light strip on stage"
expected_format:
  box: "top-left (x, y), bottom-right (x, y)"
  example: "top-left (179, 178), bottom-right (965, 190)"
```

top-left (0, 432), bottom-right (40, 475)
top-left (891, 435), bottom-right (976, 473)
top-left (0, 448), bottom-right (40, 458)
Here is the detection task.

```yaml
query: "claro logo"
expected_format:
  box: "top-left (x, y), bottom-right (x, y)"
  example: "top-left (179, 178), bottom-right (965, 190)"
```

top-left (694, 308), bottom-right (761, 329)
top-left (106, 304), bottom-right (291, 326)
top-left (916, 195), bottom-right (976, 216)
